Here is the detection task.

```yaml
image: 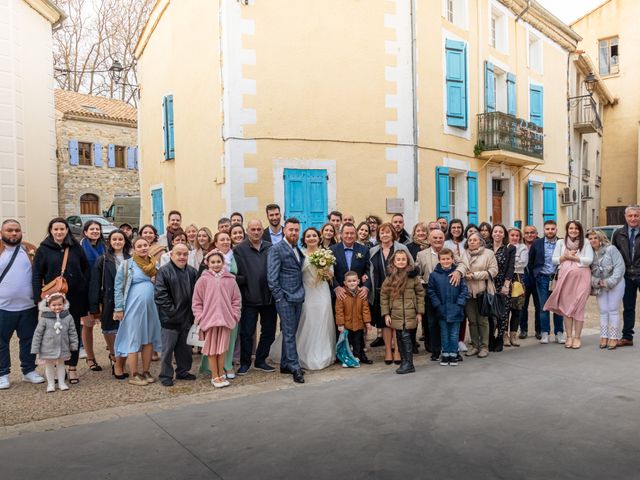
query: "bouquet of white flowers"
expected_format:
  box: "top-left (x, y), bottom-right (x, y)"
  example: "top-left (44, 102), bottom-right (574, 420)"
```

top-left (308, 248), bottom-right (336, 282)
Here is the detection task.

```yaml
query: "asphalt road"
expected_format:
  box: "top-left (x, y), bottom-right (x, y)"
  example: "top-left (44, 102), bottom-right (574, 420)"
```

top-left (2, 334), bottom-right (638, 480)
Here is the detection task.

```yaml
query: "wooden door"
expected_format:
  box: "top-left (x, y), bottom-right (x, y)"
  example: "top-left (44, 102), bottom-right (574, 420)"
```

top-left (80, 194), bottom-right (99, 215)
top-left (492, 193), bottom-right (503, 224)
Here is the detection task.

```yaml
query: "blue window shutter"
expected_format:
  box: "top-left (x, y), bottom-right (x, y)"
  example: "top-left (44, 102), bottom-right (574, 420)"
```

top-left (527, 181), bottom-right (534, 225)
top-left (484, 61), bottom-right (496, 113)
top-left (133, 147), bottom-right (139, 170)
top-left (166, 95), bottom-right (175, 160)
top-left (445, 39), bottom-right (467, 129)
top-left (93, 143), bottom-right (102, 167)
top-left (107, 144), bottom-right (115, 168)
top-left (530, 84), bottom-right (544, 127)
top-left (436, 166), bottom-right (450, 220)
top-left (127, 147), bottom-right (135, 169)
top-left (151, 188), bottom-right (165, 234)
top-left (542, 182), bottom-right (557, 222)
top-left (69, 140), bottom-right (79, 165)
top-left (162, 96), bottom-right (168, 160)
top-left (467, 171), bottom-right (479, 225)
top-left (507, 73), bottom-right (517, 116)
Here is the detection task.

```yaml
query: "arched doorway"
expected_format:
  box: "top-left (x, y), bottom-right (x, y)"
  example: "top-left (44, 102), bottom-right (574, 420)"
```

top-left (80, 193), bottom-right (100, 215)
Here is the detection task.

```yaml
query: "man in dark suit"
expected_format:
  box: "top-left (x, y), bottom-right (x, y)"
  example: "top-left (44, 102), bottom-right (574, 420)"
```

top-left (267, 218), bottom-right (305, 383)
top-left (262, 203), bottom-right (284, 244)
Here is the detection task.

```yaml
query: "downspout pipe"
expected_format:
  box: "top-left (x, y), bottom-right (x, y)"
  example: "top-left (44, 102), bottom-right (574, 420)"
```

top-left (410, 0), bottom-right (419, 204)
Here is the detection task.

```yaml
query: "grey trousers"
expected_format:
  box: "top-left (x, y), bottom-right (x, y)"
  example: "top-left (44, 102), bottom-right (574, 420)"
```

top-left (160, 327), bottom-right (193, 381)
top-left (465, 298), bottom-right (489, 350)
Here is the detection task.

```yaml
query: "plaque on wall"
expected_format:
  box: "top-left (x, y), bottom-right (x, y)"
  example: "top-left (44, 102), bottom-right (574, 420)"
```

top-left (386, 198), bottom-right (405, 214)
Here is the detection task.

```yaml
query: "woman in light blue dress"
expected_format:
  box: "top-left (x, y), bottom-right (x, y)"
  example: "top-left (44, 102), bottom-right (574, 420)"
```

top-left (113, 237), bottom-right (162, 386)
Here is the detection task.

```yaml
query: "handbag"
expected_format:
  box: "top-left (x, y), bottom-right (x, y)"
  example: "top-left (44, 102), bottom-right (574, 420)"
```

top-left (41, 248), bottom-right (69, 297)
top-left (478, 275), bottom-right (506, 318)
top-left (511, 280), bottom-right (524, 298)
top-left (548, 271), bottom-right (558, 292)
top-left (186, 323), bottom-right (204, 348)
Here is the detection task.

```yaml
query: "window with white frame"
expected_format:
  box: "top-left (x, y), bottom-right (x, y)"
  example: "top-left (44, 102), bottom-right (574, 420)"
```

top-left (449, 176), bottom-right (457, 218)
top-left (599, 37), bottom-right (619, 75)
top-left (443, 0), bottom-right (467, 29)
top-left (582, 140), bottom-right (589, 171)
top-left (489, 6), bottom-right (507, 53)
top-left (528, 32), bottom-right (543, 73)
top-left (495, 67), bottom-right (507, 113)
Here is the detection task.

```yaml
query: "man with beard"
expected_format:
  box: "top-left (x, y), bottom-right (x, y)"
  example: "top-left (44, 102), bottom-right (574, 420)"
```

top-left (262, 204), bottom-right (284, 244)
top-left (0, 219), bottom-right (45, 389)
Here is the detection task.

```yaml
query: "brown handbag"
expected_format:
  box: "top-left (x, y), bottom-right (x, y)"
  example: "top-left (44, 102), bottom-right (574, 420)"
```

top-left (41, 248), bottom-right (69, 297)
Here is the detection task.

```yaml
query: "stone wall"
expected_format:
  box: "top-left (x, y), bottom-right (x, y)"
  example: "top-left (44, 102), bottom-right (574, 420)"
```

top-left (56, 114), bottom-right (140, 217)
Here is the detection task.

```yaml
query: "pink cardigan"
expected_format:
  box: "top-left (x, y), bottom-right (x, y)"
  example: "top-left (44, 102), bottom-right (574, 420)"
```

top-left (192, 270), bottom-right (241, 331)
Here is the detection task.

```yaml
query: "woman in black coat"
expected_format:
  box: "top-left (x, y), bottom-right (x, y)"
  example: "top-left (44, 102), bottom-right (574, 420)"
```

top-left (32, 217), bottom-right (90, 383)
top-left (89, 230), bottom-right (131, 379)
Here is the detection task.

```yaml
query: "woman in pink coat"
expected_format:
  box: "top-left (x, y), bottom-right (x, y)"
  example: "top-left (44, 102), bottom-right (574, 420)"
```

top-left (192, 250), bottom-right (241, 388)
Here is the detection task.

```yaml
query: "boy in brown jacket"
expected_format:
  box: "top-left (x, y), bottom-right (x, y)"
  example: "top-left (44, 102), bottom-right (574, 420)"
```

top-left (336, 271), bottom-right (373, 364)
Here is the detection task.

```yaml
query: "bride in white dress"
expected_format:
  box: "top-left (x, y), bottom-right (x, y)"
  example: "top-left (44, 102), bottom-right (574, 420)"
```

top-left (269, 228), bottom-right (336, 370)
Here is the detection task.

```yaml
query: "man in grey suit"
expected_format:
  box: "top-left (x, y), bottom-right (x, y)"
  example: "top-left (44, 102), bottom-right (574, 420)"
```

top-left (267, 218), bottom-right (305, 384)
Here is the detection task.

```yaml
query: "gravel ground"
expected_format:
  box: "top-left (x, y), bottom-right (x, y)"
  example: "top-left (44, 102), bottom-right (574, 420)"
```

top-left (1, 296), bottom-right (634, 427)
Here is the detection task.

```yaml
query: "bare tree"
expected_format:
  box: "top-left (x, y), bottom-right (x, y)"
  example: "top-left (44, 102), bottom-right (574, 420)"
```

top-left (53, 0), bottom-right (153, 106)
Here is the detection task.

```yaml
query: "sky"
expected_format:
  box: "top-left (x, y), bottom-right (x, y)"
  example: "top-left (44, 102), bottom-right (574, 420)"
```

top-left (536, 0), bottom-right (608, 24)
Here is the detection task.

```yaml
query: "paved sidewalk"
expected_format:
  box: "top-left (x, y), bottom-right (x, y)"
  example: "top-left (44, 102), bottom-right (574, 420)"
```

top-left (1, 333), bottom-right (638, 479)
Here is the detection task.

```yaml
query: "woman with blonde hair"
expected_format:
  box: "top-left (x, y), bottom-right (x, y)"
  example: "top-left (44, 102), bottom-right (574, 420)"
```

top-left (189, 227), bottom-right (213, 270)
top-left (406, 222), bottom-right (430, 261)
top-left (184, 224), bottom-right (199, 251)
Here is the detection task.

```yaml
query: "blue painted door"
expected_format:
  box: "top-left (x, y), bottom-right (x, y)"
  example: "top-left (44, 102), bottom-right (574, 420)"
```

top-left (542, 182), bottom-right (557, 222)
top-left (284, 169), bottom-right (328, 234)
top-left (151, 188), bottom-right (165, 234)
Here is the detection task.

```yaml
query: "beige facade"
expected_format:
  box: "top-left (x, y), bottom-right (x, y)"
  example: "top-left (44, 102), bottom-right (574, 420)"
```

top-left (0, 0), bottom-right (63, 239)
top-left (135, 0), bottom-right (579, 234)
top-left (54, 90), bottom-right (140, 219)
top-left (572, 0), bottom-right (638, 225)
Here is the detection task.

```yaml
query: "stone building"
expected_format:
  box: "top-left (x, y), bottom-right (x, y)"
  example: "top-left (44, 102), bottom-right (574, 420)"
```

top-left (54, 89), bottom-right (140, 218)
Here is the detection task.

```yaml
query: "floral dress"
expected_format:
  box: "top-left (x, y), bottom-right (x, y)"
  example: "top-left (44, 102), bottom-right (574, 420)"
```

top-left (493, 244), bottom-right (515, 336)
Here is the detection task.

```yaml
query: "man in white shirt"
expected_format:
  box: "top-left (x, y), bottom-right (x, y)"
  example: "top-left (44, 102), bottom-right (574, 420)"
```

top-left (0, 219), bottom-right (45, 389)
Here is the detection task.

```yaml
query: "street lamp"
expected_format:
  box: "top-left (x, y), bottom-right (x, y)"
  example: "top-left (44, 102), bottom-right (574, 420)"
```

top-left (584, 72), bottom-right (596, 95)
top-left (108, 60), bottom-right (124, 84)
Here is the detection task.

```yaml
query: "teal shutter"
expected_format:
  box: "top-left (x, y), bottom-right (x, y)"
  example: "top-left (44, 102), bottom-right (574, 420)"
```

top-left (133, 147), bottom-right (139, 169)
top-left (163, 95), bottom-right (175, 160)
top-left (93, 143), bottom-right (102, 167)
top-left (284, 169), bottom-right (328, 234)
top-left (467, 171), bottom-right (479, 225)
top-left (127, 147), bottom-right (135, 169)
top-left (484, 61), bottom-right (496, 113)
top-left (69, 140), bottom-right (79, 165)
top-left (151, 188), bottom-right (165, 234)
top-left (527, 181), bottom-right (534, 225)
top-left (530, 84), bottom-right (544, 127)
top-left (436, 166), bottom-right (450, 220)
top-left (542, 182), bottom-right (557, 222)
top-left (107, 144), bottom-right (115, 168)
top-left (507, 73), bottom-right (516, 116)
top-left (445, 40), bottom-right (468, 128)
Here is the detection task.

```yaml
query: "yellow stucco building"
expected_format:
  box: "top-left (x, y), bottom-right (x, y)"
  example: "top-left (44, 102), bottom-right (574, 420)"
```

top-left (572, 0), bottom-right (639, 225)
top-left (135, 0), bottom-right (579, 234)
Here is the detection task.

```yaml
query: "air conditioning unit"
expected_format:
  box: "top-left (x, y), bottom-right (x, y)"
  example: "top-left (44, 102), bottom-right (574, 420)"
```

top-left (582, 185), bottom-right (593, 199)
top-left (560, 187), bottom-right (572, 205)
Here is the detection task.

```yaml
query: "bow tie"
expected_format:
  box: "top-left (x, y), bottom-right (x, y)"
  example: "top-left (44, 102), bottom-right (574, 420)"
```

top-left (344, 248), bottom-right (353, 252)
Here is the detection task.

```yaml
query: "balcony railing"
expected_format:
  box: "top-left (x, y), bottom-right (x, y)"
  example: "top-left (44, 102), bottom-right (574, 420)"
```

top-left (573, 95), bottom-right (603, 133)
top-left (476, 112), bottom-right (544, 159)
top-left (582, 168), bottom-right (591, 181)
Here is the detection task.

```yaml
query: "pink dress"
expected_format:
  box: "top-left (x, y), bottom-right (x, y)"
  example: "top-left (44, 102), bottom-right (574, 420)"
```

top-left (544, 260), bottom-right (592, 322)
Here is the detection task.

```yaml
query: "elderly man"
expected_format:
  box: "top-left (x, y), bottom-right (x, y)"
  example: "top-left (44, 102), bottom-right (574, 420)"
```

top-left (0, 219), bottom-right (45, 389)
top-left (235, 220), bottom-right (277, 375)
top-left (154, 243), bottom-right (198, 387)
top-left (612, 205), bottom-right (640, 346)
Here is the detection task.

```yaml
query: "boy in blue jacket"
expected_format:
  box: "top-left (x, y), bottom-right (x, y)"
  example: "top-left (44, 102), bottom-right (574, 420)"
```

top-left (427, 248), bottom-right (469, 366)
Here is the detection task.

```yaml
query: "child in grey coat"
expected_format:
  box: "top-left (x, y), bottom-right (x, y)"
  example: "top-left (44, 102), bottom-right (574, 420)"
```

top-left (31, 293), bottom-right (79, 392)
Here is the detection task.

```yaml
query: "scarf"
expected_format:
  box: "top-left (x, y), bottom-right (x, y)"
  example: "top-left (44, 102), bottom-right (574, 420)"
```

top-left (413, 238), bottom-right (430, 250)
top-left (468, 246), bottom-right (485, 257)
top-left (133, 253), bottom-right (158, 278)
top-left (165, 226), bottom-right (179, 246)
top-left (565, 236), bottom-right (581, 251)
top-left (81, 238), bottom-right (105, 267)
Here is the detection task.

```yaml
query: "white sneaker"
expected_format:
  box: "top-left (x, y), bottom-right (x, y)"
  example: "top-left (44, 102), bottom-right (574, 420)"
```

top-left (556, 332), bottom-right (566, 344)
top-left (79, 347), bottom-right (87, 359)
top-left (46, 384), bottom-right (55, 393)
top-left (22, 371), bottom-right (45, 384)
top-left (0, 374), bottom-right (10, 390)
top-left (458, 341), bottom-right (468, 352)
top-left (212, 377), bottom-right (230, 388)
top-left (540, 333), bottom-right (549, 344)
top-left (58, 382), bottom-right (69, 391)
top-left (224, 371), bottom-right (236, 380)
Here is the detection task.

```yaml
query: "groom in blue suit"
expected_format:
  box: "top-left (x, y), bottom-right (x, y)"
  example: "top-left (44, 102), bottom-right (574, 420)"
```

top-left (267, 218), bottom-right (306, 383)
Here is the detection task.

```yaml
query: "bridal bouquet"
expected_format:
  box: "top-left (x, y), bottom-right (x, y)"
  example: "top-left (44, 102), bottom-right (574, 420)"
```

top-left (308, 248), bottom-right (335, 282)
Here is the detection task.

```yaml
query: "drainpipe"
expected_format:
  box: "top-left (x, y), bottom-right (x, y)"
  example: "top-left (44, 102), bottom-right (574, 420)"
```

top-left (515, 0), bottom-right (531, 23)
top-left (410, 0), bottom-right (419, 207)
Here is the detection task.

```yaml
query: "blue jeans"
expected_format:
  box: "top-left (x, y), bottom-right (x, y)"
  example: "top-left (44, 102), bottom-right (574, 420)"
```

top-left (0, 307), bottom-right (38, 376)
top-left (621, 277), bottom-right (640, 340)
top-left (276, 300), bottom-right (303, 371)
top-left (520, 272), bottom-right (541, 334)
top-left (536, 275), bottom-right (563, 334)
top-left (439, 319), bottom-right (461, 357)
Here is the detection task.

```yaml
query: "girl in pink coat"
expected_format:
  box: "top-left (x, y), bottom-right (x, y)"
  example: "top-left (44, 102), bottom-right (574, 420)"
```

top-left (192, 250), bottom-right (241, 388)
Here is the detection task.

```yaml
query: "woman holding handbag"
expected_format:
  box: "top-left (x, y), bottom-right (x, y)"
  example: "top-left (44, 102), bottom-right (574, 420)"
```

top-left (508, 228), bottom-right (528, 347)
top-left (450, 232), bottom-right (498, 358)
top-left (32, 217), bottom-right (90, 384)
top-left (490, 224), bottom-right (516, 352)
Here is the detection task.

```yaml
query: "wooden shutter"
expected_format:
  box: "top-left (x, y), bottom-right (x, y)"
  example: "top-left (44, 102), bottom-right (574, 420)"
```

top-left (527, 180), bottom-right (534, 226)
top-left (445, 40), bottom-right (468, 128)
top-left (69, 140), bottom-right (79, 165)
top-left (542, 182), bottom-right (557, 222)
top-left (507, 73), bottom-right (516, 116)
top-left (530, 84), bottom-right (544, 127)
top-left (467, 171), bottom-right (479, 225)
top-left (484, 61), bottom-right (496, 113)
top-left (163, 95), bottom-right (175, 160)
top-left (93, 143), bottom-right (103, 167)
top-left (107, 144), bottom-right (115, 168)
top-left (436, 166), bottom-right (450, 220)
top-left (127, 147), bottom-right (135, 169)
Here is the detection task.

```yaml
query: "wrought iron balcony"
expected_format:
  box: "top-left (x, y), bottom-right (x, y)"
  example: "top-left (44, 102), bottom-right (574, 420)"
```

top-left (476, 112), bottom-right (544, 163)
top-left (572, 95), bottom-right (602, 134)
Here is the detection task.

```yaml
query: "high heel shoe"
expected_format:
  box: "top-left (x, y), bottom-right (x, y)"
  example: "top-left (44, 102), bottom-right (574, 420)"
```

top-left (571, 338), bottom-right (581, 349)
top-left (565, 337), bottom-right (574, 349)
top-left (599, 338), bottom-right (608, 349)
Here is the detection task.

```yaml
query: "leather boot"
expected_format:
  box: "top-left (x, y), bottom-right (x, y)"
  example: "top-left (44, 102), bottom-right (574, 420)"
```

top-left (510, 332), bottom-right (520, 347)
top-left (503, 333), bottom-right (511, 347)
top-left (488, 334), bottom-right (496, 352)
top-left (396, 330), bottom-right (415, 374)
top-left (494, 334), bottom-right (504, 352)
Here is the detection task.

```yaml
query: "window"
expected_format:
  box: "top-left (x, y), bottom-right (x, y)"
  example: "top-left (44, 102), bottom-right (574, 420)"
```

top-left (490, 16), bottom-right (496, 47)
top-left (599, 37), bottom-right (619, 75)
top-left (447, 0), bottom-right (454, 22)
top-left (443, 0), bottom-right (467, 29)
top-left (528, 32), bottom-right (543, 73)
top-left (114, 146), bottom-right (126, 168)
top-left (445, 39), bottom-right (468, 128)
top-left (448, 176), bottom-right (457, 218)
top-left (489, 6), bottom-right (507, 52)
top-left (78, 142), bottom-right (92, 166)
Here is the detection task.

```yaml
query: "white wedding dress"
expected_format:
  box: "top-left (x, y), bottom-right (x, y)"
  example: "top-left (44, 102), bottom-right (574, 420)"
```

top-left (269, 256), bottom-right (336, 370)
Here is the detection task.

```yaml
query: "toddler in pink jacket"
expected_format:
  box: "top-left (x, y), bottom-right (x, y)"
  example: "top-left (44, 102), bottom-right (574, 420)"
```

top-left (192, 250), bottom-right (241, 388)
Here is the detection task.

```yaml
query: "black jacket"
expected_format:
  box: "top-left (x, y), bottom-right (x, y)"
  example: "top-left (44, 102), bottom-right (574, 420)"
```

top-left (527, 237), bottom-right (558, 279)
top-left (32, 236), bottom-right (90, 318)
top-left (330, 242), bottom-right (372, 290)
top-left (234, 238), bottom-right (274, 306)
top-left (612, 225), bottom-right (640, 280)
top-left (262, 227), bottom-right (283, 244)
top-left (88, 253), bottom-right (130, 328)
top-left (154, 261), bottom-right (198, 330)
